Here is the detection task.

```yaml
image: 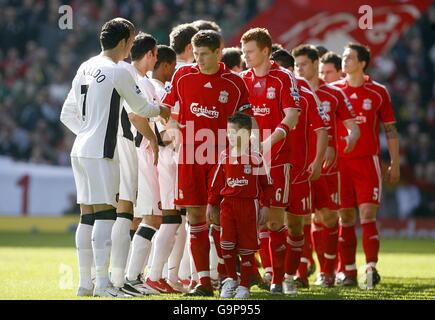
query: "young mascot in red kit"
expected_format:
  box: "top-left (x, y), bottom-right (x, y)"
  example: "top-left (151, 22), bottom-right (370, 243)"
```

top-left (208, 112), bottom-right (274, 298)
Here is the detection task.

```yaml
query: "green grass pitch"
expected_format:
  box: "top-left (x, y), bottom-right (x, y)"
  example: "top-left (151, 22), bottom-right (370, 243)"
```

top-left (0, 232), bottom-right (434, 300)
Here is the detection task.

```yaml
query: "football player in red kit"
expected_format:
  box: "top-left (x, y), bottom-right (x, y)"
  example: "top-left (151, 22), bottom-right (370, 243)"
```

top-left (240, 28), bottom-right (301, 294)
top-left (208, 112), bottom-right (274, 298)
top-left (292, 44), bottom-right (360, 288)
top-left (162, 30), bottom-right (254, 296)
top-left (332, 43), bottom-right (399, 288)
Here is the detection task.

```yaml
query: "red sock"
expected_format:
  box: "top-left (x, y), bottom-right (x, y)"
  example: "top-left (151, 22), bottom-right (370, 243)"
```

top-left (190, 222), bottom-right (211, 288)
top-left (285, 233), bottom-right (305, 277)
top-left (361, 221), bottom-right (379, 265)
top-left (311, 221), bottom-right (325, 272)
top-left (323, 223), bottom-right (339, 276)
top-left (259, 227), bottom-right (272, 273)
top-left (240, 253), bottom-right (256, 288)
top-left (296, 224), bottom-right (312, 280)
top-left (211, 224), bottom-right (226, 278)
top-left (336, 233), bottom-right (344, 273)
top-left (269, 227), bottom-right (287, 284)
top-left (339, 223), bottom-right (357, 278)
top-left (222, 248), bottom-right (237, 281)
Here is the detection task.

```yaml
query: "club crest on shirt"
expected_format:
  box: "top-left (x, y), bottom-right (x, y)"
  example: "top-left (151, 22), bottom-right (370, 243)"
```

top-left (244, 164), bottom-right (252, 174)
top-left (321, 100), bottom-right (331, 113)
top-left (266, 86), bottom-right (276, 100)
top-left (362, 98), bottom-right (372, 110)
top-left (219, 90), bottom-right (229, 103)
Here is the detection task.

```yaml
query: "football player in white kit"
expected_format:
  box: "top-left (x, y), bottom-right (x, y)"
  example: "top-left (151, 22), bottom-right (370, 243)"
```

top-left (116, 33), bottom-right (165, 293)
top-left (142, 45), bottom-right (191, 293)
top-left (111, 32), bottom-right (163, 297)
top-left (60, 18), bottom-right (170, 297)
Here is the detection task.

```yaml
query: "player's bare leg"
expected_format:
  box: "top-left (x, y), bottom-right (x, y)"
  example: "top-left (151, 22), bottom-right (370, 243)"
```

top-left (184, 206), bottom-right (214, 296)
top-left (110, 199), bottom-right (134, 290)
top-left (76, 204), bottom-right (94, 296)
top-left (283, 212), bottom-right (305, 295)
top-left (91, 203), bottom-right (117, 294)
top-left (267, 207), bottom-right (286, 294)
top-left (319, 208), bottom-right (339, 287)
top-left (337, 207), bottom-right (357, 286)
top-left (359, 203), bottom-right (381, 288)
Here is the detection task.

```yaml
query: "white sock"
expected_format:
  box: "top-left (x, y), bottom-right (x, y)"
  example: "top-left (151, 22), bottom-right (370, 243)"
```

top-left (145, 231), bottom-right (157, 274)
top-left (149, 222), bottom-right (179, 281)
top-left (92, 218), bottom-right (115, 290)
top-left (124, 230), bottom-right (135, 274)
top-left (110, 215), bottom-right (132, 288)
top-left (126, 224), bottom-right (156, 281)
top-left (75, 222), bottom-right (94, 290)
top-left (168, 216), bottom-right (187, 283)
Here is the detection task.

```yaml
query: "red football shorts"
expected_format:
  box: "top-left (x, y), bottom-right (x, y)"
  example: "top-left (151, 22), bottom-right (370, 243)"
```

top-left (339, 155), bottom-right (383, 208)
top-left (269, 163), bottom-right (291, 208)
top-left (311, 173), bottom-right (339, 211)
top-left (287, 180), bottom-right (311, 216)
top-left (220, 197), bottom-right (260, 252)
top-left (175, 163), bottom-right (216, 207)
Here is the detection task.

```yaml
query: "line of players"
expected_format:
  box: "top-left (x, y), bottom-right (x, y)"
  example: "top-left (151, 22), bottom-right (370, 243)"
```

top-left (61, 17), bottom-right (400, 298)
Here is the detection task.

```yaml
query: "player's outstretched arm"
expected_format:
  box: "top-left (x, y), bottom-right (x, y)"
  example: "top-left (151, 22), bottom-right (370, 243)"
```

top-left (114, 67), bottom-right (162, 119)
top-left (384, 122), bottom-right (400, 185)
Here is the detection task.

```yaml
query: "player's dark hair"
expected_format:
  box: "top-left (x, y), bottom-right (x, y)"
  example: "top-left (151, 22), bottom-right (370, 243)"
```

top-left (228, 112), bottom-right (252, 131)
top-left (100, 18), bottom-right (135, 51)
top-left (192, 30), bottom-right (222, 52)
top-left (154, 45), bottom-right (176, 70)
top-left (192, 19), bottom-right (222, 33)
top-left (315, 45), bottom-right (328, 58)
top-left (271, 49), bottom-right (294, 69)
top-left (222, 47), bottom-right (243, 69)
top-left (271, 43), bottom-right (284, 53)
top-left (169, 23), bottom-right (198, 54)
top-left (291, 44), bottom-right (319, 62)
top-left (320, 51), bottom-right (342, 71)
top-left (346, 43), bottom-right (371, 72)
top-left (241, 28), bottom-right (273, 56)
top-left (131, 32), bottom-right (157, 61)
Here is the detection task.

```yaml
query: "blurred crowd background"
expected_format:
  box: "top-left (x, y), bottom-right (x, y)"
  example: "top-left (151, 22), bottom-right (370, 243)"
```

top-left (0, 0), bottom-right (434, 218)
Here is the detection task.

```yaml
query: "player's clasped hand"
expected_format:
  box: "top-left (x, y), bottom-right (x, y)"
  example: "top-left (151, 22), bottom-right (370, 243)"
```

top-left (159, 105), bottom-right (171, 121)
